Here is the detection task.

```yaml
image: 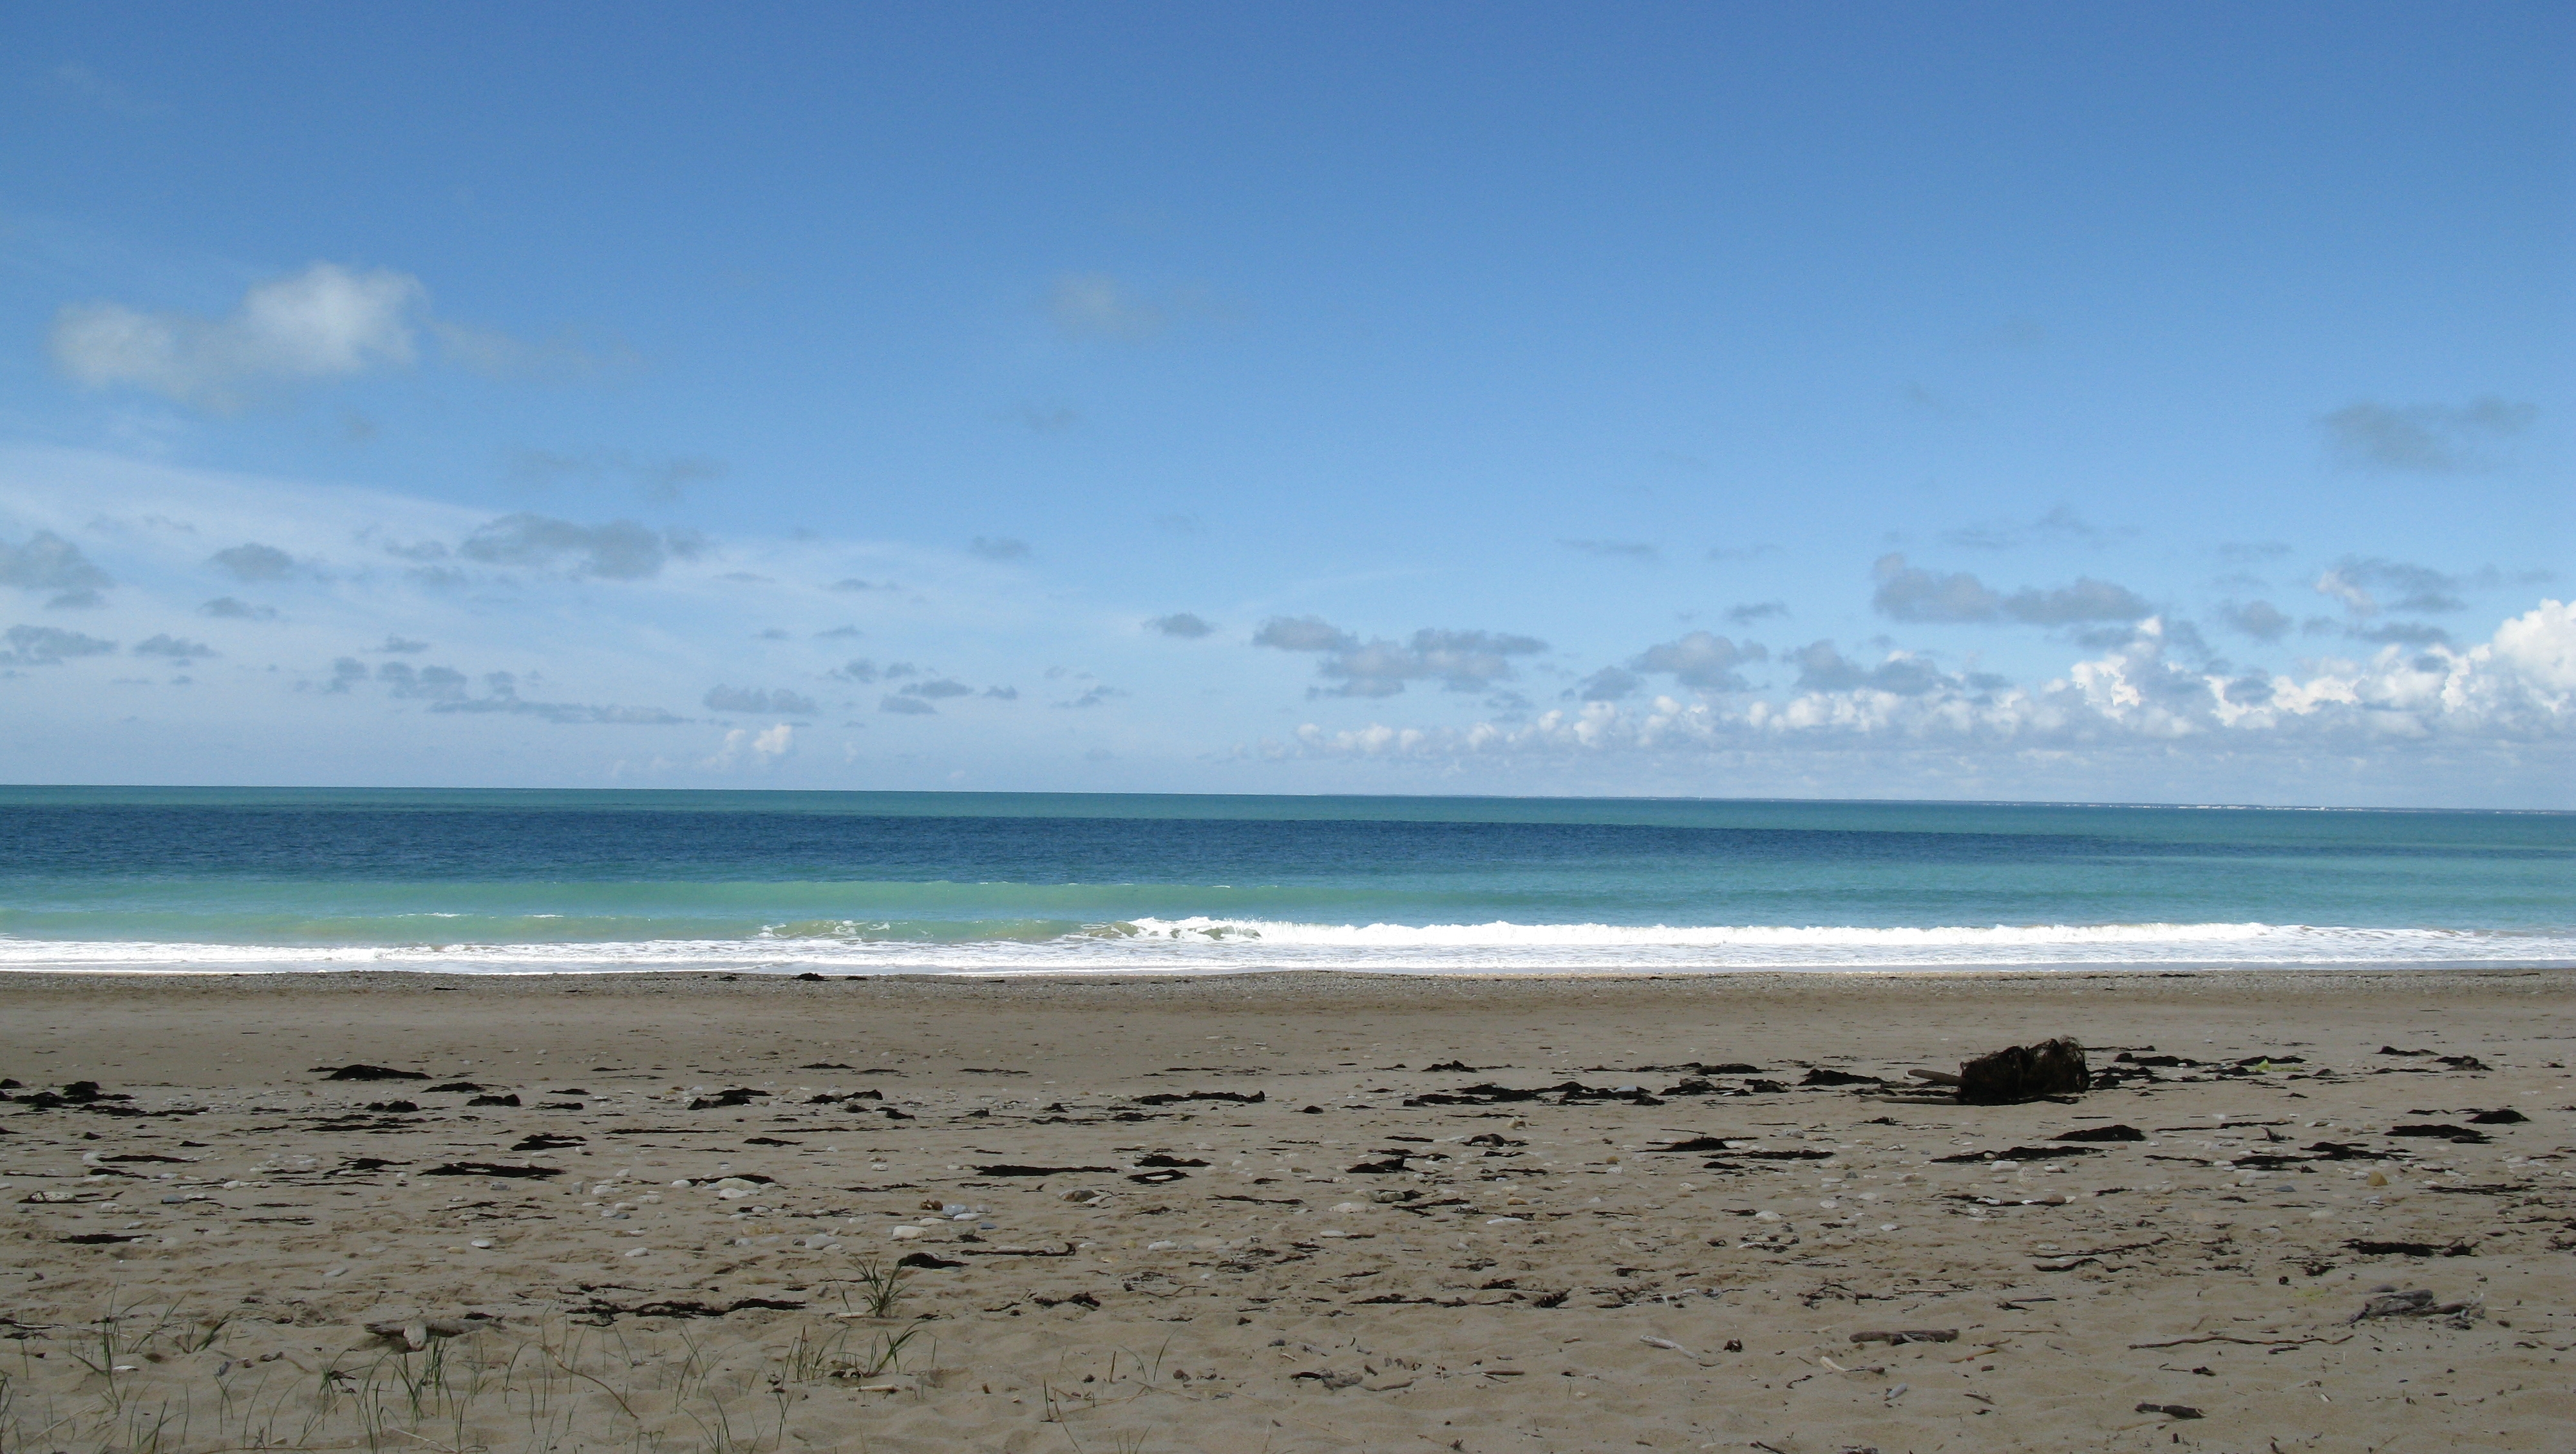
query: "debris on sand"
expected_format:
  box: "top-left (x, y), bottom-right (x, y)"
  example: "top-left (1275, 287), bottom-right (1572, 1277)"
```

top-left (2135, 1402), bottom-right (2204, 1419)
top-left (1956, 1037), bottom-right (2089, 1104)
top-left (2350, 1287), bottom-right (2483, 1327)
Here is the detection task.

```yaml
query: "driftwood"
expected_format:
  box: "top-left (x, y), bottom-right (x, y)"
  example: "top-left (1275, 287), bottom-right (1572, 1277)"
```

top-left (1957, 1037), bottom-right (2088, 1104)
top-left (1850, 1328), bottom-right (1958, 1345)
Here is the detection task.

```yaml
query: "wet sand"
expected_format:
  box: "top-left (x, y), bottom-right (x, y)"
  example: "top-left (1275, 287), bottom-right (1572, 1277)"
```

top-left (3, 967), bottom-right (2571, 1452)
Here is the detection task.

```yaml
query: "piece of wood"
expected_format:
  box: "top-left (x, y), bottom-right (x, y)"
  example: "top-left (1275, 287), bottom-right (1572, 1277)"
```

top-left (1850, 1328), bottom-right (1958, 1344)
top-left (2126, 1333), bottom-right (2350, 1349)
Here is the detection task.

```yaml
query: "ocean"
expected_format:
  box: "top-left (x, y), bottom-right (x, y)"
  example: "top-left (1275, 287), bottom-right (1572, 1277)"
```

top-left (0, 786), bottom-right (2570, 976)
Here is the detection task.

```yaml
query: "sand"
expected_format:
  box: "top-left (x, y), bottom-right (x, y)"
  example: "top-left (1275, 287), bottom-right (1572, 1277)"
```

top-left (2, 966), bottom-right (2571, 1453)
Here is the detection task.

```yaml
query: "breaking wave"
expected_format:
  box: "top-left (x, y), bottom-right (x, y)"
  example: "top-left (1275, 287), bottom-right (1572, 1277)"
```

top-left (1, 919), bottom-right (2568, 976)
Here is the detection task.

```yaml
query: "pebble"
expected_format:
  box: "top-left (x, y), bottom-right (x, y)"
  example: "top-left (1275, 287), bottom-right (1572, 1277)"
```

top-left (621, 1247), bottom-right (650, 1258)
top-left (469, 1238), bottom-right (494, 1249)
top-left (889, 1225), bottom-right (923, 1239)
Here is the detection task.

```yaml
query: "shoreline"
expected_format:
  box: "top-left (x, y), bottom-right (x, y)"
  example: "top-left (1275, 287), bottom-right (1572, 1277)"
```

top-left (4, 954), bottom-right (2574, 980)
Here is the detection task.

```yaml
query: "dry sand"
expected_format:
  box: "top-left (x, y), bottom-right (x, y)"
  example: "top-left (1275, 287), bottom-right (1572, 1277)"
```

top-left (3, 967), bottom-right (2571, 1453)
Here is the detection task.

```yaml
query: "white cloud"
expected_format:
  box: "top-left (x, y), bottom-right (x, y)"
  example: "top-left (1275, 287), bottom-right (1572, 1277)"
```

top-left (1871, 553), bottom-right (2152, 626)
top-left (701, 722), bottom-right (795, 769)
top-left (51, 263), bottom-right (425, 410)
top-left (2313, 557), bottom-right (2465, 617)
top-left (1257, 618), bottom-right (1546, 697)
top-left (1280, 603), bottom-right (2576, 764)
top-left (48, 263), bottom-right (604, 411)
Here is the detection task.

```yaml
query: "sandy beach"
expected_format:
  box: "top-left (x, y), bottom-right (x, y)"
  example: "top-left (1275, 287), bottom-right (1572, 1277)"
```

top-left (3, 967), bottom-right (2570, 1452)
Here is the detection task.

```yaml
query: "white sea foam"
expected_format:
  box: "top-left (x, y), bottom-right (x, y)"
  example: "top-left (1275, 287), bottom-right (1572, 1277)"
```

top-left (1, 920), bottom-right (2569, 975)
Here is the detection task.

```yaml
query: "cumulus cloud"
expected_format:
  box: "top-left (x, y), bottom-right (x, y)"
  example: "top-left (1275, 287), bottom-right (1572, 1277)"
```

top-left (2002, 577), bottom-right (2157, 626)
top-left (1289, 628), bottom-right (1548, 699)
top-left (2313, 557), bottom-right (2466, 617)
top-left (1571, 666), bottom-right (1642, 701)
top-left (2321, 397), bottom-right (2536, 473)
top-left (458, 515), bottom-right (702, 580)
top-left (1871, 554), bottom-right (2151, 626)
top-left (1788, 641), bottom-right (1952, 696)
top-left (198, 597), bottom-right (273, 620)
top-left (704, 685), bottom-right (818, 715)
top-left (1726, 601), bottom-right (1788, 625)
top-left (1, 531), bottom-right (115, 607)
top-left (1280, 602), bottom-right (2576, 764)
top-left (132, 634), bottom-right (215, 660)
top-left (1148, 612), bottom-right (1215, 638)
top-left (902, 679), bottom-right (974, 699)
top-left (698, 723), bottom-right (795, 768)
top-left (1631, 631), bottom-right (1765, 692)
top-left (1057, 685), bottom-right (1128, 709)
top-left (374, 636), bottom-right (430, 654)
top-left (1, 625), bottom-right (116, 665)
top-left (1870, 555), bottom-right (2000, 622)
top-left (831, 658), bottom-right (880, 683)
top-left (210, 542), bottom-right (297, 581)
top-left (1562, 539), bottom-right (1658, 562)
top-left (2219, 600), bottom-right (2293, 641)
top-left (880, 695), bottom-right (937, 715)
top-left (1253, 616), bottom-right (1358, 652)
top-left (51, 263), bottom-right (424, 410)
top-left (969, 536), bottom-right (1030, 562)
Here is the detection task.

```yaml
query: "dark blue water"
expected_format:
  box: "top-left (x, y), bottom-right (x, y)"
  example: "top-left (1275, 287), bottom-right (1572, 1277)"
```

top-left (1, 787), bottom-right (2568, 973)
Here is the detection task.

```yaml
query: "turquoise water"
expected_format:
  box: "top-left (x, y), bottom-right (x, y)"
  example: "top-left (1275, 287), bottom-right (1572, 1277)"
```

top-left (0, 786), bottom-right (2569, 974)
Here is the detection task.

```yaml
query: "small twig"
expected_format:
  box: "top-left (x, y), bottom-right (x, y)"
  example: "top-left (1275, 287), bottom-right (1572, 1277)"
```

top-left (2126, 1333), bottom-right (2350, 1349)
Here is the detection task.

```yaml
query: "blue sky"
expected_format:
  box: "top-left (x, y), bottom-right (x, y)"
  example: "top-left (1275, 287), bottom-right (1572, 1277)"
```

top-left (1, 2), bottom-right (2569, 805)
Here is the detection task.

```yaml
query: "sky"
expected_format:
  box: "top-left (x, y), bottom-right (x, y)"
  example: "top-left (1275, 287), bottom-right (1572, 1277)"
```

top-left (0, 2), bottom-right (2569, 806)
